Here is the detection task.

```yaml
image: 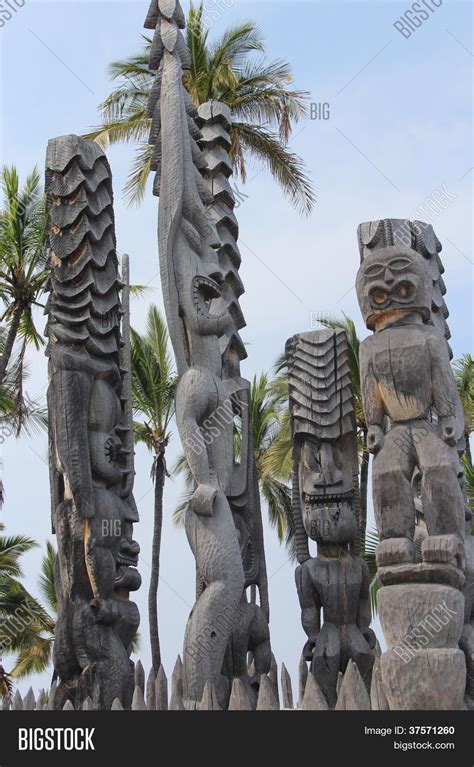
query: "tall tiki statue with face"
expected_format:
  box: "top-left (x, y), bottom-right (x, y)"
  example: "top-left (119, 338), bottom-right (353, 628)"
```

top-left (356, 218), bottom-right (467, 710)
top-left (46, 136), bottom-right (141, 710)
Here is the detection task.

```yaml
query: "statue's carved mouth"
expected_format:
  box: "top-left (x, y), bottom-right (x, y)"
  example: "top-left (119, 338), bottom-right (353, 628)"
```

top-left (303, 491), bottom-right (353, 506)
top-left (192, 275), bottom-right (221, 315)
top-left (115, 553), bottom-right (138, 582)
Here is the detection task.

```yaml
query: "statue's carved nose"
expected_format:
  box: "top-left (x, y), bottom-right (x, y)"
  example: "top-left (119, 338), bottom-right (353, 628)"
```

top-left (383, 267), bottom-right (394, 284)
top-left (316, 442), bottom-right (343, 487)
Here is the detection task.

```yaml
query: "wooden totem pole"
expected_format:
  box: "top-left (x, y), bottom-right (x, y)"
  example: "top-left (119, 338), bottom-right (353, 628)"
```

top-left (45, 135), bottom-right (140, 710)
top-left (356, 218), bottom-right (467, 709)
top-left (144, 0), bottom-right (271, 709)
top-left (287, 329), bottom-right (375, 708)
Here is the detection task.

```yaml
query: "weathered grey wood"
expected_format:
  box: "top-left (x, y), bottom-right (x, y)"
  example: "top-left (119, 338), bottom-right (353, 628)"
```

top-left (281, 662), bottom-right (294, 710)
top-left (82, 697), bottom-right (94, 711)
top-left (62, 700), bottom-right (75, 711)
top-left (298, 654), bottom-right (308, 707)
top-left (228, 678), bottom-right (252, 711)
top-left (370, 656), bottom-right (389, 711)
top-left (170, 656), bottom-right (184, 710)
top-left (134, 660), bottom-right (145, 695)
top-left (144, 2), bottom-right (271, 708)
top-left (335, 661), bottom-right (371, 711)
top-left (356, 218), bottom-right (466, 710)
top-left (48, 681), bottom-right (57, 711)
top-left (2, 695), bottom-right (10, 711)
top-left (287, 330), bottom-right (375, 708)
top-left (45, 136), bottom-right (141, 711)
top-left (267, 654), bottom-right (280, 708)
top-left (111, 698), bottom-right (124, 711)
top-left (23, 688), bottom-right (36, 711)
top-left (146, 667), bottom-right (156, 710)
top-left (36, 690), bottom-right (46, 711)
top-left (131, 685), bottom-right (147, 711)
top-left (301, 673), bottom-right (328, 711)
top-left (256, 675), bottom-right (279, 711)
top-left (155, 665), bottom-right (168, 711)
top-left (199, 681), bottom-right (221, 711)
top-left (12, 690), bottom-right (23, 711)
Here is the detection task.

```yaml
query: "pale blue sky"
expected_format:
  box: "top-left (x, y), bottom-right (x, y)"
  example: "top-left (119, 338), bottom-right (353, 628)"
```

top-left (0, 0), bottom-right (472, 701)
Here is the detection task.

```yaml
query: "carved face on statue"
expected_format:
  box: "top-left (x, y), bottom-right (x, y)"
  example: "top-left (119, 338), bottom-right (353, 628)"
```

top-left (356, 246), bottom-right (432, 330)
top-left (89, 379), bottom-right (127, 488)
top-left (299, 436), bottom-right (358, 545)
top-left (115, 503), bottom-right (141, 594)
top-left (175, 223), bottom-right (232, 339)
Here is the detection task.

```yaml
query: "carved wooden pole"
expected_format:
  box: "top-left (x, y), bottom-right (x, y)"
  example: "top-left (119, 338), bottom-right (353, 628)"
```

top-left (356, 218), bottom-right (467, 709)
top-left (144, 0), bottom-right (271, 708)
top-left (45, 135), bottom-right (141, 710)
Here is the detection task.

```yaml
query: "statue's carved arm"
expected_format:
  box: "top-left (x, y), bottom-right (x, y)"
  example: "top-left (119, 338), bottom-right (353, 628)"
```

top-left (359, 338), bottom-right (385, 453)
top-left (176, 369), bottom-right (220, 516)
top-left (53, 368), bottom-right (94, 519)
top-left (295, 562), bottom-right (321, 647)
top-left (426, 328), bottom-right (459, 445)
top-left (357, 560), bottom-right (375, 646)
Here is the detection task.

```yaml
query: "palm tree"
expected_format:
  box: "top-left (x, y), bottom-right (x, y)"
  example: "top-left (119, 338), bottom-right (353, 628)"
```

top-left (0, 166), bottom-right (48, 389)
top-left (453, 353), bottom-right (474, 467)
top-left (7, 543), bottom-right (56, 680)
top-left (85, 1), bottom-right (314, 213)
top-left (131, 306), bottom-right (176, 674)
top-left (0, 328), bottom-right (48, 441)
top-left (173, 371), bottom-right (294, 551)
top-left (0, 527), bottom-right (55, 693)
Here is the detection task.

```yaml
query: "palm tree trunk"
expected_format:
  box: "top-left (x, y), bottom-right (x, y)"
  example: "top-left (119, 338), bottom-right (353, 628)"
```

top-left (0, 302), bottom-right (23, 386)
top-left (149, 452), bottom-right (165, 674)
top-left (360, 430), bottom-right (369, 550)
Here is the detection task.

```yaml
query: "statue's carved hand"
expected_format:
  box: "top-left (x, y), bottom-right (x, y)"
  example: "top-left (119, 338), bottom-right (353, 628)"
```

top-left (367, 425), bottom-right (384, 454)
top-left (189, 484), bottom-right (217, 516)
top-left (303, 639), bottom-right (315, 662)
top-left (440, 416), bottom-right (457, 447)
top-left (89, 597), bottom-right (114, 625)
top-left (362, 627), bottom-right (377, 649)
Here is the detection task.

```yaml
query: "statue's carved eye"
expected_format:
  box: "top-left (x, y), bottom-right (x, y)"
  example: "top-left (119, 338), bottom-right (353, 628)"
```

top-left (363, 263), bottom-right (385, 277)
top-left (394, 281), bottom-right (413, 299)
top-left (388, 258), bottom-right (411, 271)
top-left (371, 289), bottom-right (388, 305)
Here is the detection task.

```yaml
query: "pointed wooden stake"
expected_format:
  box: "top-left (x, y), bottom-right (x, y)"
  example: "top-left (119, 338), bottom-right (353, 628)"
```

top-left (281, 662), bottom-right (294, 710)
top-left (298, 654), bottom-right (308, 707)
top-left (301, 673), bottom-right (329, 710)
top-left (23, 687), bottom-right (36, 711)
top-left (199, 681), bottom-right (221, 710)
top-left (146, 668), bottom-right (156, 710)
top-left (132, 685), bottom-right (147, 710)
top-left (335, 661), bottom-right (371, 711)
top-left (256, 674), bottom-right (279, 710)
top-left (134, 660), bottom-right (145, 694)
top-left (155, 665), bottom-right (168, 711)
top-left (228, 678), bottom-right (252, 710)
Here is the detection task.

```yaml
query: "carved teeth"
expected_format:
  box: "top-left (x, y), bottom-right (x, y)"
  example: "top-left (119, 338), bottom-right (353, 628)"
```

top-left (192, 275), bottom-right (222, 314)
top-left (303, 492), bottom-right (353, 505)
